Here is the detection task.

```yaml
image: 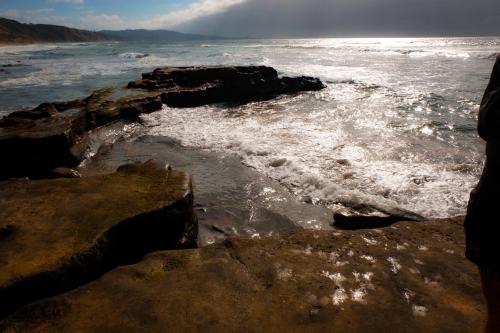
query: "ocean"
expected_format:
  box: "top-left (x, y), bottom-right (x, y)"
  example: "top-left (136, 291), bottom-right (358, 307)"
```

top-left (1, 38), bottom-right (498, 219)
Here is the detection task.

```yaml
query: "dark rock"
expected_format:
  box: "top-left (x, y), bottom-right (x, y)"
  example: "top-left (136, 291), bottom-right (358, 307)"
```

top-left (336, 159), bottom-right (351, 166)
top-left (1, 64), bottom-right (23, 68)
top-left (161, 84), bottom-right (225, 107)
top-left (211, 224), bottom-right (232, 236)
top-left (302, 195), bottom-right (314, 204)
top-left (0, 88), bottom-right (163, 180)
top-left (0, 103), bottom-right (59, 126)
top-left (140, 66), bottom-right (278, 88)
top-left (334, 204), bottom-right (426, 230)
top-left (0, 217), bottom-right (484, 332)
top-left (334, 208), bottom-right (401, 229)
top-left (130, 66), bottom-right (326, 107)
top-left (45, 167), bottom-right (81, 179)
top-left (268, 158), bottom-right (288, 168)
top-left (0, 225), bottom-right (17, 241)
top-left (0, 160), bottom-right (197, 319)
top-left (0, 108), bottom-right (88, 179)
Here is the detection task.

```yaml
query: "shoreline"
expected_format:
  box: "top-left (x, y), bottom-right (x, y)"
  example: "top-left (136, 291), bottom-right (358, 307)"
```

top-left (0, 65), bottom-right (484, 331)
top-left (2, 35), bottom-right (500, 47)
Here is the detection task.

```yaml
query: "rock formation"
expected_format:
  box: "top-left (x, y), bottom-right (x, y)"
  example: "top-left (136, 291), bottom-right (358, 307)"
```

top-left (0, 160), bottom-right (197, 318)
top-left (0, 89), bottom-right (162, 179)
top-left (128, 66), bottom-right (325, 107)
top-left (0, 217), bottom-right (485, 332)
top-left (334, 204), bottom-right (426, 230)
top-left (0, 66), bottom-right (325, 180)
top-left (0, 66), bottom-right (483, 332)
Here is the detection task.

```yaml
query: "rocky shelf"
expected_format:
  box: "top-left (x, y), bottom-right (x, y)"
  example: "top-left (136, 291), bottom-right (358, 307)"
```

top-left (0, 217), bottom-right (484, 332)
top-left (0, 160), bottom-right (197, 319)
top-left (0, 66), bottom-right (325, 180)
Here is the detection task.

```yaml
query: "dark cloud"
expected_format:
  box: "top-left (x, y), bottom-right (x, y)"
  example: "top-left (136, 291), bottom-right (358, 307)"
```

top-left (175, 0), bottom-right (500, 37)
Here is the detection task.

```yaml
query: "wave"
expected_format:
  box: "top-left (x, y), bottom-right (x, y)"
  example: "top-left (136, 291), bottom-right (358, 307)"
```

top-left (140, 102), bottom-right (481, 219)
top-left (477, 52), bottom-right (498, 60)
top-left (0, 44), bottom-right (61, 56)
top-left (239, 42), bottom-right (496, 60)
top-left (0, 70), bottom-right (51, 88)
top-left (0, 53), bottom-right (175, 88)
top-left (118, 52), bottom-right (150, 59)
top-left (326, 79), bottom-right (356, 85)
top-left (242, 44), bottom-right (335, 51)
top-left (205, 53), bottom-right (234, 58)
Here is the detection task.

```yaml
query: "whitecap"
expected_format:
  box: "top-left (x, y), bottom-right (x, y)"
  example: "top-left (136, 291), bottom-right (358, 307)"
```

top-left (118, 52), bottom-right (150, 59)
top-left (331, 288), bottom-right (348, 306)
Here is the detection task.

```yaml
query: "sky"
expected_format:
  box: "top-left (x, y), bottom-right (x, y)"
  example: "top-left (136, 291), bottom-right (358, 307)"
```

top-left (1, 0), bottom-right (500, 37)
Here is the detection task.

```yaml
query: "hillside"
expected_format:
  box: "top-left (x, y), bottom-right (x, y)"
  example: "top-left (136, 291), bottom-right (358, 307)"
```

top-left (0, 17), bottom-right (230, 44)
top-left (0, 17), bottom-right (108, 44)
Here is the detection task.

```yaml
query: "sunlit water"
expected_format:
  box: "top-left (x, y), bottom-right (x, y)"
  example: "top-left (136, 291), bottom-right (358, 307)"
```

top-left (1, 38), bottom-right (498, 218)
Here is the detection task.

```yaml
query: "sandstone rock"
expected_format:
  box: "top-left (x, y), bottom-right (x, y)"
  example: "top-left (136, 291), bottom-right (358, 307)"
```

top-left (0, 107), bottom-right (88, 179)
top-left (0, 160), bottom-right (197, 318)
top-left (0, 88), bottom-right (162, 180)
top-left (0, 217), bottom-right (484, 332)
top-left (0, 103), bottom-right (58, 124)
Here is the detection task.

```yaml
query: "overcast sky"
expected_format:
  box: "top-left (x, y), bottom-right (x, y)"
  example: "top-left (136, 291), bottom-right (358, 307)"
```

top-left (1, 0), bottom-right (500, 37)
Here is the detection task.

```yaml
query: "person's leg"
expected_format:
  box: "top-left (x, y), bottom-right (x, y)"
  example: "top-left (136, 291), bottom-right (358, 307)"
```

top-left (481, 269), bottom-right (500, 333)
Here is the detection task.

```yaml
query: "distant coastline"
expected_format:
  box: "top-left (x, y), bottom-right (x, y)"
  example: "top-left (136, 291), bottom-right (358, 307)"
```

top-left (0, 17), bottom-right (107, 44)
top-left (2, 17), bottom-right (497, 46)
top-left (0, 17), bottom-right (231, 45)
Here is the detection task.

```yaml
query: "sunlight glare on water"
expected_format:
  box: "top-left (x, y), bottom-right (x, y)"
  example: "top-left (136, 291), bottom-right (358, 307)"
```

top-left (1, 37), bottom-right (498, 218)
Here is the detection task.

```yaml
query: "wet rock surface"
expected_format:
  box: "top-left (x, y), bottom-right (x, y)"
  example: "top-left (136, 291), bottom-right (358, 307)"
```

top-left (0, 88), bottom-right (162, 179)
top-left (0, 217), bottom-right (484, 333)
top-left (79, 135), bottom-right (334, 246)
top-left (0, 160), bottom-right (197, 319)
top-left (0, 66), bottom-right (325, 180)
top-left (334, 205), bottom-right (426, 230)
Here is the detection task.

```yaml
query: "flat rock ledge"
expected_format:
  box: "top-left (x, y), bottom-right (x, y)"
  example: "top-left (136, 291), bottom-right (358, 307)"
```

top-left (0, 66), bottom-right (325, 180)
top-left (1, 217), bottom-right (485, 333)
top-left (0, 160), bottom-right (197, 319)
